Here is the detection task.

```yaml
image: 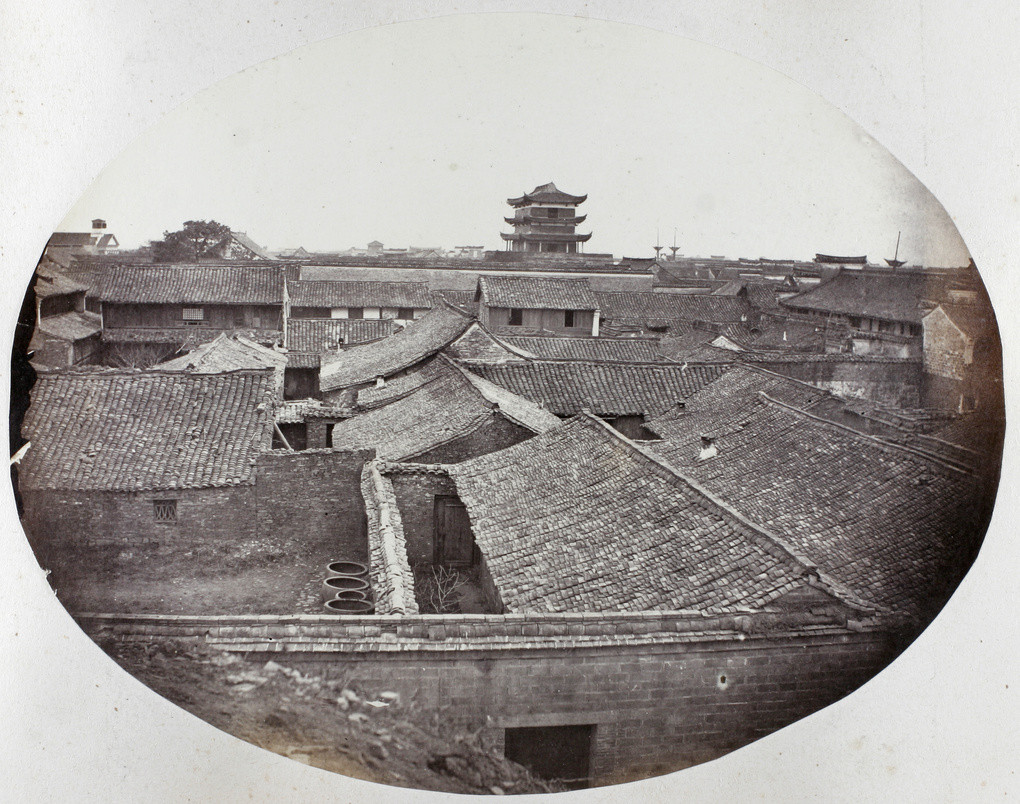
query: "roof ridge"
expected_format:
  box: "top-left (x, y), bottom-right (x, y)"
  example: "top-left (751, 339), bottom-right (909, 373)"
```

top-left (35, 365), bottom-right (276, 378)
top-left (579, 414), bottom-right (874, 611)
top-left (758, 393), bottom-right (973, 474)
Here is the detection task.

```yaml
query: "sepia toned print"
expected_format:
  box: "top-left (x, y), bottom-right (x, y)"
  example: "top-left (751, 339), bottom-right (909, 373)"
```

top-left (7, 15), bottom-right (1006, 795)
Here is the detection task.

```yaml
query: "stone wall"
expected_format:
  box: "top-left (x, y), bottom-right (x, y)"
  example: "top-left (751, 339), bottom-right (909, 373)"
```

top-left (80, 611), bottom-right (900, 786)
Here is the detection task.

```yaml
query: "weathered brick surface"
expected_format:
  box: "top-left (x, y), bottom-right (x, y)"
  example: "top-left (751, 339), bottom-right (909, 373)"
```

top-left (79, 611), bottom-right (898, 785)
top-left (387, 470), bottom-right (457, 564)
top-left (255, 450), bottom-right (373, 561)
top-left (22, 486), bottom-right (256, 552)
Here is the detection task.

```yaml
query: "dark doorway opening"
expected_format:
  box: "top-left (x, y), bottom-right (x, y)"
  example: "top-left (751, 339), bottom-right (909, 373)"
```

top-left (504, 724), bottom-right (594, 789)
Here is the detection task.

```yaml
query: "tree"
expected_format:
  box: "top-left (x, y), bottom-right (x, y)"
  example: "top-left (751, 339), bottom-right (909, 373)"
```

top-left (152, 220), bottom-right (232, 263)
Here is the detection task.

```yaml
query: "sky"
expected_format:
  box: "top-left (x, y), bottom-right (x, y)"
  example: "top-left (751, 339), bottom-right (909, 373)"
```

top-left (59, 14), bottom-right (971, 267)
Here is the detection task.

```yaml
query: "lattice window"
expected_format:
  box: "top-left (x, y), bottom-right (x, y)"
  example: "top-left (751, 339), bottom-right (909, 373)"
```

top-left (153, 499), bottom-right (177, 523)
top-left (182, 307), bottom-right (205, 322)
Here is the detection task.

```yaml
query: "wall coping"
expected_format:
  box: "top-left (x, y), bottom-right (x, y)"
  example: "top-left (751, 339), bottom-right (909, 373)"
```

top-left (76, 610), bottom-right (893, 655)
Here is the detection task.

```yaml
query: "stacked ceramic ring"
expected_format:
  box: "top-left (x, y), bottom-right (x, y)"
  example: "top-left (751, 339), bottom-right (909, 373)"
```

top-left (322, 560), bottom-right (374, 614)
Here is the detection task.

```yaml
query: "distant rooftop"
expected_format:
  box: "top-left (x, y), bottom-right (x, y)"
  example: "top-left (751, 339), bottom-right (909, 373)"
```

top-left (98, 265), bottom-right (286, 305)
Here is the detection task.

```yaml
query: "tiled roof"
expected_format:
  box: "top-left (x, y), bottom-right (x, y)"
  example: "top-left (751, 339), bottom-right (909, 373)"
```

top-left (744, 282), bottom-right (781, 311)
top-left (927, 303), bottom-right (998, 341)
top-left (507, 182), bottom-right (587, 206)
top-left (101, 327), bottom-right (283, 346)
top-left (596, 291), bottom-right (752, 323)
top-left (287, 280), bottom-right (433, 309)
top-left (747, 319), bottom-right (827, 352)
top-left (647, 387), bottom-right (982, 616)
top-left (477, 275), bottom-right (598, 310)
top-left (47, 232), bottom-right (94, 248)
top-left (646, 365), bottom-right (833, 439)
top-left (285, 318), bottom-right (395, 353)
top-left (20, 369), bottom-right (276, 491)
top-left (156, 334), bottom-right (287, 374)
top-left (318, 303), bottom-right (474, 391)
top-left (361, 463), bottom-right (418, 615)
top-left (467, 361), bottom-right (727, 417)
top-left (330, 359), bottom-right (558, 461)
top-left (782, 269), bottom-right (928, 323)
top-left (498, 335), bottom-right (666, 363)
top-left (352, 357), bottom-right (449, 409)
top-left (446, 415), bottom-right (847, 614)
top-left (448, 358), bottom-right (563, 435)
top-left (434, 289), bottom-right (478, 314)
top-left (97, 265), bottom-right (285, 304)
top-left (34, 264), bottom-right (88, 297)
top-left (60, 264), bottom-right (105, 295)
top-left (33, 311), bottom-right (101, 342)
top-left (229, 231), bottom-right (273, 260)
top-left (155, 335), bottom-right (287, 398)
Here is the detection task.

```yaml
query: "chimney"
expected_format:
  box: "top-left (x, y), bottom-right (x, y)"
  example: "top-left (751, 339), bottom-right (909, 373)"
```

top-left (697, 435), bottom-right (718, 462)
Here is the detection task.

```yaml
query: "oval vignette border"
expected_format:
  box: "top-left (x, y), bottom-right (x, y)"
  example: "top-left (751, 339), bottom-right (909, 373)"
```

top-left (1, 4), bottom-right (1016, 802)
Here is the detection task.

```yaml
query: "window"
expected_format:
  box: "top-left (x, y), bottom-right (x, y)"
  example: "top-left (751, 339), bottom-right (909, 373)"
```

top-left (397, 307), bottom-right (414, 320)
top-left (273, 422), bottom-right (308, 451)
top-left (347, 307), bottom-right (364, 320)
top-left (182, 307), bottom-right (205, 324)
top-left (564, 310), bottom-right (576, 328)
top-left (233, 308), bottom-right (246, 327)
top-left (508, 308), bottom-right (523, 326)
top-left (153, 499), bottom-right (177, 523)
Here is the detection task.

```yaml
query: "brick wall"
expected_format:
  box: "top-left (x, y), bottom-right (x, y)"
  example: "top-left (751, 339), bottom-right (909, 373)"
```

top-left (80, 611), bottom-right (900, 786)
top-left (22, 486), bottom-right (256, 554)
top-left (254, 450), bottom-right (373, 562)
top-left (387, 469), bottom-right (457, 565)
top-left (21, 486), bottom-right (258, 611)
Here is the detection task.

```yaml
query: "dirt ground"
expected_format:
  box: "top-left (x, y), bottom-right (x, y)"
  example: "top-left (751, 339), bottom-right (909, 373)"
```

top-left (97, 635), bottom-right (562, 796)
top-left (39, 532), bottom-right (345, 615)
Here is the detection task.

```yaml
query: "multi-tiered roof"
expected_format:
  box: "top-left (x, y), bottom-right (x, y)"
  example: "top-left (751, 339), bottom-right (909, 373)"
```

top-left (501, 182), bottom-right (593, 255)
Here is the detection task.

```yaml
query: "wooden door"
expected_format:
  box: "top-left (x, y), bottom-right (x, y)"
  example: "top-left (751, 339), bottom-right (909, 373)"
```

top-left (434, 496), bottom-right (474, 567)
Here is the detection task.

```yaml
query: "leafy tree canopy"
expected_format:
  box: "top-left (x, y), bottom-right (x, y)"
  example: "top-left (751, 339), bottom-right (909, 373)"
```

top-left (152, 220), bottom-right (232, 263)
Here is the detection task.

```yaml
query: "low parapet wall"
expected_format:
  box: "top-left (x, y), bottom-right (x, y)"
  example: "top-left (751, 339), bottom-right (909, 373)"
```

top-left (79, 610), bottom-right (898, 785)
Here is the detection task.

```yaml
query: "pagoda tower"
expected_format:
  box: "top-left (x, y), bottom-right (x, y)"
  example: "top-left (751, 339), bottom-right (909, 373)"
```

top-left (501, 182), bottom-right (592, 255)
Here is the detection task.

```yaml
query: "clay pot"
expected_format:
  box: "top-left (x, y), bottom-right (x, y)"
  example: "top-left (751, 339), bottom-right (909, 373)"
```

top-left (325, 598), bottom-right (375, 615)
top-left (322, 575), bottom-right (368, 602)
top-left (327, 561), bottom-right (368, 578)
